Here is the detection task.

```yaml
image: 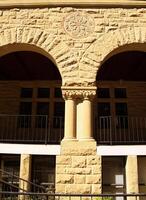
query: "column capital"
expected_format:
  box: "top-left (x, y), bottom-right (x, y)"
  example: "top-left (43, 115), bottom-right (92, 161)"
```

top-left (61, 86), bottom-right (97, 100)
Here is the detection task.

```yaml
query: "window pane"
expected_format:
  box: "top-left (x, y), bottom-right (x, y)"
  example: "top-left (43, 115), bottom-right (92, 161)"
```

top-left (54, 88), bottom-right (62, 98)
top-left (53, 102), bottom-right (64, 128)
top-left (37, 88), bottom-right (50, 98)
top-left (21, 88), bottom-right (33, 98)
top-left (98, 103), bottom-right (111, 116)
top-left (37, 102), bottom-right (49, 115)
top-left (115, 103), bottom-right (128, 116)
top-left (19, 102), bottom-right (32, 128)
top-left (97, 88), bottom-right (110, 98)
top-left (36, 103), bottom-right (49, 128)
top-left (115, 88), bottom-right (127, 98)
top-left (115, 103), bottom-right (128, 129)
top-left (54, 102), bottom-right (65, 117)
top-left (97, 103), bottom-right (111, 129)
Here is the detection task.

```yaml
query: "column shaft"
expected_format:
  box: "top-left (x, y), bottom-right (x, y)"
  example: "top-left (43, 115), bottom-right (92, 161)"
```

top-left (64, 99), bottom-right (76, 140)
top-left (78, 98), bottom-right (93, 140)
top-left (126, 155), bottom-right (139, 200)
top-left (19, 154), bottom-right (31, 192)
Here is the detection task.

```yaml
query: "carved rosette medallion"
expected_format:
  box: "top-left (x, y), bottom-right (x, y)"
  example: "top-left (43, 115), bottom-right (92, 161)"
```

top-left (64, 12), bottom-right (95, 38)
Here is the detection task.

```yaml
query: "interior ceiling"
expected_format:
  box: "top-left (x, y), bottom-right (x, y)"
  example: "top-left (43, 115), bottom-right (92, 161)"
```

top-left (0, 51), bottom-right (61, 80)
top-left (0, 50), bottom-right (146, 81)
top-left (97, 51), bottom-right (146, 81)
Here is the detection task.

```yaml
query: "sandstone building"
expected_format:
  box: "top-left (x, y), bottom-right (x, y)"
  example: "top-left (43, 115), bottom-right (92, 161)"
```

top-left (0, 0), bottom-right (146, 199)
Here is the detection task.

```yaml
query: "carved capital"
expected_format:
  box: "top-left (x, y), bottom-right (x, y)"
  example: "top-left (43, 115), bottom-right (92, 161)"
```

top-left (62, 86), bottom-right (97, 101)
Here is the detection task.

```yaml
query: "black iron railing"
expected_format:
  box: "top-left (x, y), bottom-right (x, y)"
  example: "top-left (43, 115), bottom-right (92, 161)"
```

top-left (0, 115), bottom-right (64, 144)
top-left (0, 169), bottom-right (47, 194)
top-left (0, 192), bottom-right (145, 200)
top-left (95, 116), bottom-right (146, 145)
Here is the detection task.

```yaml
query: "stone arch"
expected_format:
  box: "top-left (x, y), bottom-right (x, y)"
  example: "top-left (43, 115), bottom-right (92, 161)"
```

top-left (79, 27), bottom-right (146, 85)
top-left (0, 27), bottom-right (78, 85)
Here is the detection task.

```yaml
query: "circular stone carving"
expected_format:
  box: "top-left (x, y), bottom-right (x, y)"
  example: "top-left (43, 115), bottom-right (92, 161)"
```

top-left (64, 12), bottom-right (95, 38)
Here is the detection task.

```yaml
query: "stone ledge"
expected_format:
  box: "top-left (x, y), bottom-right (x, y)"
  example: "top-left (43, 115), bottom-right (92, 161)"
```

top-left (1, 0), bottom-right (146, 8)
top-left (60, 141), bottom-right (97, 156)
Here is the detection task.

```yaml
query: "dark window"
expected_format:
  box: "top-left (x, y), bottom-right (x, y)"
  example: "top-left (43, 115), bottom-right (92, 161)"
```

top-left (53, 102), bottom-right (64, 128)
top-left (97, 88), bottom-right (110, 98)
top-left (115, 103), bottom-right (128, 116)
top-left (21, 88), bottom-right (33, 98)
top-left (36, 103), bottom-right (49, 128)
top-left (115, 88), bottom-right (127, 98)
top-left (18, 102), bottom-right (32, 128)
top-left (115, 103), bottom-right (128, 128)
top-left (98, 103), bottom-right (111, 116)
top-left (54, 88), bottom-right (62, 98)
top-left (97, 103), bottom-right (111, 129)
top-left (36, 102), bottom-right (49, 115)
top-left (37, 88), bottom-right (50, 98)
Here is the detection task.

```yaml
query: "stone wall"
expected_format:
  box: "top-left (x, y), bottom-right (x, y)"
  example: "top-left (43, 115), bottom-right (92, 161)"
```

top-left (0, 7), bottom-right (146, 85)
top-left (56, 141), bottom-right (101, 194)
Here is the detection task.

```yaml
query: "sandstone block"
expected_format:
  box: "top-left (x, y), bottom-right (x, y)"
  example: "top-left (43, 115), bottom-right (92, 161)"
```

top-left (86, 175), bottom-right (101, 184)
top-left (66, 167), bottom-right (91, 175)
top-left (74, 175), bottom-right (86, 184)
top-left (92, 184), bottom-right (102, 194)
top-left (87, 156), bottom-right (101, 165)
top-left (55, 184), bottom-right (66, 193)
top-left (92, 165), bottom-right (101, 174)
top-left (56, 166), bottom-right (68, 174)
top-left (56, 156), bottom-right (71, 165)
top-left (61, 141), bottom-right (97, 156)
top-left (66, 184), bottom-right (91, 194)
top-left (56, 174), bottom-right (74, 184)
top-left (72, 156), bottom-right (86, 168)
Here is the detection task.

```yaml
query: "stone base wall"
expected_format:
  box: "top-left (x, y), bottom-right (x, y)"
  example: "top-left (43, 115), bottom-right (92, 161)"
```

top-left (56, 141), bottom-right (101, 194)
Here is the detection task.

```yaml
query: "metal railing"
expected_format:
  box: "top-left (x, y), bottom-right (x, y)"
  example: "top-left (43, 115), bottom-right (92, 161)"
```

top-left (0, 192), bottom-right (146, 200)
top-left (0, 169), bottom-right (46, 193)
top-left (0, 115), bottom-right (64, 144)
top-left (94, 116), bottom-right (146, 145)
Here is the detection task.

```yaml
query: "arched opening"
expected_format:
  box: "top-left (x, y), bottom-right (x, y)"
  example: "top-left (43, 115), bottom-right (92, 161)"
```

top-left (95, 51), bottom-right (146, 197)
top-left (94, 50), bottom-right (146, 145)
top-left (0, 50), bottom-right (64, 193)
top-left (0, 50), bottom-right (64, 145)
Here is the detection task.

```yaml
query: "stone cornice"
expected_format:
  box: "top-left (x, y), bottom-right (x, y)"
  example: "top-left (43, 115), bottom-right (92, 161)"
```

top-left (1, 0), bottom-right (146, 8)
top-left (62, 86), bottom-right (97, 100)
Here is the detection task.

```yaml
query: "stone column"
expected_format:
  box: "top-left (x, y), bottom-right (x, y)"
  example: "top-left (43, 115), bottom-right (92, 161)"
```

top-left (62, 88), bottom-right (76, 140)
top-left (56, 87), bottom-right (101, 195)
top-left (78, 97), bottom-right (93, 140)
top-left (126, 155), bottom-right (139, 200)
top-left (77, 88), bottom-right (96, 140)
top-left (19, 154), bottom-right (32, 192)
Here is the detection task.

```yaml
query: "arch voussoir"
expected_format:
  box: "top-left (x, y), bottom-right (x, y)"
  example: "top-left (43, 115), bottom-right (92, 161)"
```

top-left (79, 27), bottom-right (146, 84)
top-left (0, 27), bottom-right (77, 86)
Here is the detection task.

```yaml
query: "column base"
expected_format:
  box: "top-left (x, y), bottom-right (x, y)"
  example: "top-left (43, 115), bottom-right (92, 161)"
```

top-left (56, 140), bottom-right (101, 194)
top-left (78, 137), bottom-right (95, 142)
top-left (62, 138), bottom-right (78, 142)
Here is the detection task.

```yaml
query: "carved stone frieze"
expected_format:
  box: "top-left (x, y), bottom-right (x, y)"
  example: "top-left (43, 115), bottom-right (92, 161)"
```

top-left (62, 86), bottom-right (97, 100)
top-left (64, 12), bottom-right (95, 38)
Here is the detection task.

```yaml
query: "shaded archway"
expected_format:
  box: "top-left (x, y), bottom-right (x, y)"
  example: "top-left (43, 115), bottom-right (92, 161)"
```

top-left (94, 50), bottom-right (146, 146)
top-left (0, 51), bottom-right (61, 80)
top-left (96, 51), bottom-right (146, 81)
top-left (0, 50), bottom-right (64, 144)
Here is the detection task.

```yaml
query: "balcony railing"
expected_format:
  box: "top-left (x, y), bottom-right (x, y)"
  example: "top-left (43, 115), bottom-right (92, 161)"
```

top-left (0, 115), bottom-right (64, 144)
top-left (94, 116), bottom-right (146, 145)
